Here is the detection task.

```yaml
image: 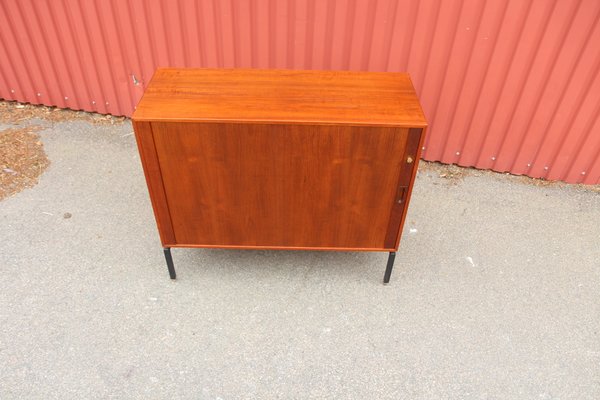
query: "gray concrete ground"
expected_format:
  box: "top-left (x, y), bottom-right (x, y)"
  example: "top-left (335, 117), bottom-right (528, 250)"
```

top-left (1, 115), bottom-right (599, 400)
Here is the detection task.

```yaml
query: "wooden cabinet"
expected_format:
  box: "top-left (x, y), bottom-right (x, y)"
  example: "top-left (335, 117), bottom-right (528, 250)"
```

top-left (132, 68), bottom-right (427, 283)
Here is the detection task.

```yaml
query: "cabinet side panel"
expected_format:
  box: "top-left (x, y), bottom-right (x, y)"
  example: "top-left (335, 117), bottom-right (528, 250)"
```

top-left (152, 122), bottom-right (407, 249)
top-left (133, 121), bottom-right (176, 245)
top-left (384, 127), bottom-right (426, 249)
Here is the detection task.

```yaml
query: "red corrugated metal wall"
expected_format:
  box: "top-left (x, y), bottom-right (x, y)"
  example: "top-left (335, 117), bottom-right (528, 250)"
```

top-left (1, 0), bottom-right (599, 184)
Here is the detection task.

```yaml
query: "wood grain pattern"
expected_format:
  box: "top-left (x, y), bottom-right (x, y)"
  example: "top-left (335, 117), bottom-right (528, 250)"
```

top-left (133, 68), bottom-right (427, 128)
top-left (133, 68), bottom-right (427, 253)
top-left (132, 121), bottom-right (176, 245)
top-left (151, 122), bottom-right (408, 249)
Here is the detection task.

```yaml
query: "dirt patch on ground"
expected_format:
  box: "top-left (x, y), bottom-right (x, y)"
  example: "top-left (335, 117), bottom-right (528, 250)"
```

top-left (0, 100), bottom-right (126, 126)
top-left (419, 161), bottom-right (600, 193)
top-left (419, 161), bottom-right (472, 184)
top-left (0, 126), bottom-right (50, 201)
top-left (0, 100), bottom-right (125, 201)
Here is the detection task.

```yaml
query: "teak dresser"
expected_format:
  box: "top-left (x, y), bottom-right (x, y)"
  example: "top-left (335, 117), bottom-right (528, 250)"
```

top-left (132, 68), bottom-right (427, 283)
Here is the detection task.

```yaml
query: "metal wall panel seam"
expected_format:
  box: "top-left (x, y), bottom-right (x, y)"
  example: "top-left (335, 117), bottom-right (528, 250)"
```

top-left (472, 0), bottom-right (537, 170)
top-left (417, 0), bottom-right (445, 157)
top-left (454, 0), bottom-right (509, 168)
top-left (538, 7), bottom-right (600, 181)
top-left (505, 0), bottom-right (581, 176)
top-left (440, 0), bottom-right (487, 164)
top-left (492, 1), bottom-right (558, 174)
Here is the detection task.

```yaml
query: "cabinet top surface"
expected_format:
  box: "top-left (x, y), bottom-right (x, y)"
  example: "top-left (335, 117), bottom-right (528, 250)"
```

top-left (132, 68), bottom-right (427, 127)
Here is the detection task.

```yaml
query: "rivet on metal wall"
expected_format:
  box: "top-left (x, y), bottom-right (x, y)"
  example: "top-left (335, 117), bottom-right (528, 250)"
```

top-left (64, 97), bottom-right (68, 100)
top-left (527, 163), bottom-right (531, 167)
top-left (92, 101), bottom-right (96, 105)
top-left (11, 89), bottom-right (15, 93)
top-left (581, 171), bottom-right (586, 175)
top-left (422, 146), bottom-right (425, 151)
top-left (455, 152), bottom-right (460, 156)
top-left (37, 93), bottom-right (41, 97)
top-left (544, 166), bottom-right (549, 170)
top-left (105, 102), bottom-right (109, 106)
top-left (491, 156), bottom-right (496, 161)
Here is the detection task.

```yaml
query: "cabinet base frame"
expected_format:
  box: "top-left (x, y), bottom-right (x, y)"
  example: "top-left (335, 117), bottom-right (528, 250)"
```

top-left (161, 248), bottom-right (398, 284)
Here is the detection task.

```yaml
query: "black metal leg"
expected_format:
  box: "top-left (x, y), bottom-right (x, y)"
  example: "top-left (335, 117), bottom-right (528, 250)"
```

top-left (383, 252), bottom-right (396, 284)
top-left (163, 248), bottom-right (176, 279)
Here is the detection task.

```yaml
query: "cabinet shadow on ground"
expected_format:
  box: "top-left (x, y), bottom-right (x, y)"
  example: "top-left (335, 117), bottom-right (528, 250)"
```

top-left (169, 247), bottom-right (393, 283)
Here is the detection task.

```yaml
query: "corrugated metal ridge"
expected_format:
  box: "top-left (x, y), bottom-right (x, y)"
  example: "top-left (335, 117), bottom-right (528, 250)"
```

top-left (0, 0), bottom-right (598, 184)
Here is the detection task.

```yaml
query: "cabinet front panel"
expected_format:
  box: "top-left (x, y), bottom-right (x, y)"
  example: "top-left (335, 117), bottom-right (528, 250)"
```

top-left (151, 122), bottom-right (408, 249)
